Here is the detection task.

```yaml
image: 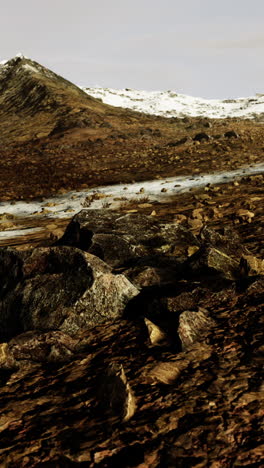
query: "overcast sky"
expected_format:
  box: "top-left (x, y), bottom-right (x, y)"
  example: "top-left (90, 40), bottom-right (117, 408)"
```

top-left (1, 0), bottom-right (264, 98)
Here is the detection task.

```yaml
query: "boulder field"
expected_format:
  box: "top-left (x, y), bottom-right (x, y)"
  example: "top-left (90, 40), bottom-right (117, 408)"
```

top-left (0, 211), bottom-right (263, 466)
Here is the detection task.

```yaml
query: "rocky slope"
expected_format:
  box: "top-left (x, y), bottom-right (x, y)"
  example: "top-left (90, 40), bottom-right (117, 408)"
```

top-left (0, 56), bottom-right (264, 200)
top-left (0, 211), bottom-right (263, 466)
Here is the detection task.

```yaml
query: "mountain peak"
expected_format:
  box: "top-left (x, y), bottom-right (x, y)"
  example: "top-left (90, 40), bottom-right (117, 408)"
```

top-left (0, 55), bottom-right (112, 144)
top-left (0, 55), bottom-right (60, 82)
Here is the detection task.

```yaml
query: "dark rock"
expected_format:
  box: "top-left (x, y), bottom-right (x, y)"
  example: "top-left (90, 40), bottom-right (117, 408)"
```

top-left (56, 210), bottom-right (200, 268)
top-left (0, 246), bottom-right (139, 341)
top-left (193, 132), bottom-right (211, 142)
top-left (166, 136), bottom-right (191, 147)
top-left (203, 121), bottom-right (212, 128)
top-left (0, 235), bottom-right (263, 466)
top-left (1, 330), bottom-right (79, 368)
top-left (123, 255), bottom-right (185, 288)
top-left (188, 245), bottom-right (241, 281)
top-left (224, 130), bottom-right (239, 138)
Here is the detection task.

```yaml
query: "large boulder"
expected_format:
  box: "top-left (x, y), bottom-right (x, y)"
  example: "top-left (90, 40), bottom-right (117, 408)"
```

top-left (0, 246), bottom-right (139, 341)
top-left (187, 226), bottom-right (261, 281)
top-left (56, 210), bottom-right (200, 268)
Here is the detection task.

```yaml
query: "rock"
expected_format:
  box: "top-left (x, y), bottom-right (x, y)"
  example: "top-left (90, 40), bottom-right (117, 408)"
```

top-left (193, 132), bottom-right (210, 142)
top-left (0, 246), bottom-right (139, 341)
top-left (187, 245), bottom-right (200, 257)
top-left (138, 203), bottom-right (153, 208)
top-left (189, 246), bottom-right (241, 280)
top-left (178, 309), bottom-right (215, 350)
top-left (192, 208), bottom-right (204, 220)
top-left (0, 342), bottom-right (16, 369)
top-left (203, 121), bottom-right (212, 128)
top-left (56, 210), bottom-right (199, 266)
top-left (0, 330), bottom-right (79, 368)
top-left (188, 217), bottom-right (203, 231)
top-left (236, 209), bottom-right (255, 223)
top-left (100, 363), bottom-right (136, 422)
top-left (146, 359), bottom-right (188, 385)
top-left (240, 255), bottom-right (264, 276)
top-left (167, 136), bottom-right (191, 146)
top-left (146, 343), bottom-right (212, 384)
top-left (224, 130), bottom-right (239, 138)
top-left (88, 233), bottom-right (142, 268)
top-left (123, 256), bottom-right (185, 288)
top-left (161, 187), bottom-right (167, 193)
top-left (200, 226), bottom-right (246, 258)
top-left (173, 214), bottom-right (187, 224)
top-left (144, 318), bottom-right (170, 347)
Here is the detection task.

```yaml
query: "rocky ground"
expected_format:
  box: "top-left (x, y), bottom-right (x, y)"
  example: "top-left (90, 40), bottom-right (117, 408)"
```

top-left (0, 211), bottom-right (263, 467)
top-left (0, 56), bottom-right (263, 467)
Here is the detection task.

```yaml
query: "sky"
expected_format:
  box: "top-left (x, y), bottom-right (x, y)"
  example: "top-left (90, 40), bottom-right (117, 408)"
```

top-left (1, 0), bottom-right (264, 98)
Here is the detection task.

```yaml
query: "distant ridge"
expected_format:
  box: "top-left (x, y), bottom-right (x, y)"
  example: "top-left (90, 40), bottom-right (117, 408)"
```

top-left (83, 88), bottom-right (264, 120)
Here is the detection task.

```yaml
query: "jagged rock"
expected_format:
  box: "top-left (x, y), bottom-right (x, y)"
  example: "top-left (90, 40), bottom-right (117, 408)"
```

top-left (200, 225), bottom-right (246, 257)
top-left (0, 199), bottom-right (263, 467)
top-left (243, 277), bottom-right (264, 304)
top-left (0, 279), bottom-right (262, 466)
top-left (178, 309), bottom-right (215, 349)
top-left (0, 246), bottom-right (139, 341)
top-left (9, 331), bottom-right (78, 364)
top-left (189, 246), bottom-right (241, 280)
top-left (88, 233), bottom-right (141, 268)
top-left (125, 266), bottom-right (162, 287)
top-left (240, 255), bottom-right (264, 276)
top-left (56, 210), bottom-right (200, 266)
top-left (0, 342), bottom-right (16, 369)
top-left (144, 318), bottom-right (170, 347)
top-left (100, 363), bottom-right (136, 422)
top-left (187, 245), bottom-right (200, 256)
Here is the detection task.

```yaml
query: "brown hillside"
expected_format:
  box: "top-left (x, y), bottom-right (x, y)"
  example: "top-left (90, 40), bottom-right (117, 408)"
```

top-left (0, 56), bottom-right (263, 200)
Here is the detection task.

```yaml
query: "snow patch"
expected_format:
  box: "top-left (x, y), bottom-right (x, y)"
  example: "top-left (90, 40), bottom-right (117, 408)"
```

top-left (0, 164), bottom-right (263, 222)
top-left (83, 87), bottom-right (264, 120)
top-left (22, 63), bottom-right (40, 73)
top-left (0, 227), bottom-right (42, 239)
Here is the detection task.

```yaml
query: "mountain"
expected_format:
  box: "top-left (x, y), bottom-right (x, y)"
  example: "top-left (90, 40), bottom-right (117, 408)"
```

top-left (0, 56), bottom-right (263, 201)
top-left (84, 87), bottom-right (264, 120)
top-left (0, 55), bottom-right (138, 144)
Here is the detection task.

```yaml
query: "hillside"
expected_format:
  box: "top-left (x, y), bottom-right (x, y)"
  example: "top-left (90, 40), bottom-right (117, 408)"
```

top-left (0, 56), bottom-right (263, 200)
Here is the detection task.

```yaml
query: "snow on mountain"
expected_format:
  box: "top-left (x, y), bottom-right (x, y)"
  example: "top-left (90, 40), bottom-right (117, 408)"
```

top-left (1, 55), bottom-right (263, 120)
top-left (83, 87), bottom-right (264, 120)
